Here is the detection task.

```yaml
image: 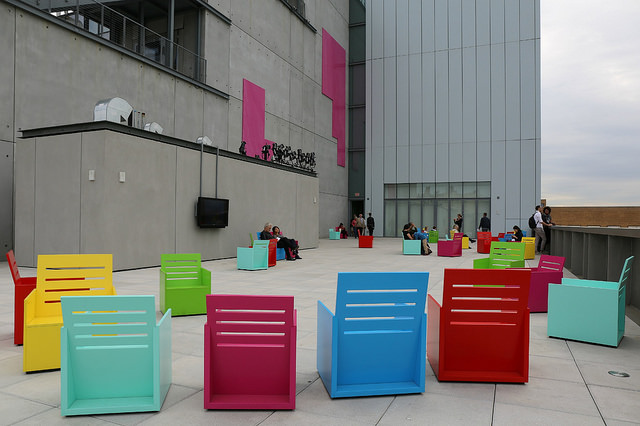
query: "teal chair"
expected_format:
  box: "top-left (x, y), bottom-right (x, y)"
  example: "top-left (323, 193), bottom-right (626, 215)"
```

top-left (548, 256), bottom-right (633, 347)
top-left (60, 295), bottom-right (171, 416)
top-left (237, 244), bottom-right (268, 270)
top-left (403, 239), bottom-right (421, 255)
top-left (160, 253), bottom-right (211, 316)
top-left (329, 228), bottom-right (340, 240)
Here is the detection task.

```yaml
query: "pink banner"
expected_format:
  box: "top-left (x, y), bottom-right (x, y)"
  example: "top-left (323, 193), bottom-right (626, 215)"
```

top-left (242, 79), bottom-right (266, 158)
top-left (322, 29), bottom-right (347, 167)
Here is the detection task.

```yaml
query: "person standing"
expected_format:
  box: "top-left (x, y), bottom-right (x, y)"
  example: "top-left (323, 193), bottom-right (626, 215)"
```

top-left (533, 205), bottom-right (546, 254)
top-left (478, 213), bottom-right (491, 232)
top-left (356, 213), bottom-right (366, 237)
top-left (454, 214), bottom-right (463, 233)
top-left (542, 206), bottom-right (554, 253)
top-left (350, 214), bottom-right (358, 238)
top-left (366, 212), bottom-right (375, 236)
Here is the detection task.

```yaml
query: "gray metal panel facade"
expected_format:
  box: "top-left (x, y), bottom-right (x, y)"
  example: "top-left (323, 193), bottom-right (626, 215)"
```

top-left (365, 0), bottom-right (540, 234)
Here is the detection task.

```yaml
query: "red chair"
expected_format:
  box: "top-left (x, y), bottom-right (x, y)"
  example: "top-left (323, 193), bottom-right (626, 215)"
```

top-left (515, 255), bottom-right (565, 312)
top-left (266, 240), bottom-right (277, 267)
top-left (437, 233), bottom-right (463, 257)
top-left (477, 232), bottom-right (492, 254)
top-left (204, 294), bottom-right (296, 410)
top-left (6, 250), bottom-right (36, 345)
top-left (491, 232), bottom-right (505, 243)
top-left (427, 268), bottom-right (531, 383)
top-left (357, 229), bottom-right (373, 248)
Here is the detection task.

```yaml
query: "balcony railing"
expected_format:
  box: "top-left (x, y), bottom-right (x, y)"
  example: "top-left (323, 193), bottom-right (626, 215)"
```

top-left (19, 0), bottom-right (206, 83)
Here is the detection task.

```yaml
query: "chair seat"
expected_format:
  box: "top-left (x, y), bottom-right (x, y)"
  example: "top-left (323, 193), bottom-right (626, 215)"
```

top-left (66, 396), bottom-right (156, 415)
top-left (205, 393), bottom-right (293, 410)
top-left (164, 281), bottom-right (208, 289)
top-left (331, 381), bottom-right (424, 398)
top-left (27, 316), bottom-right (62, 326)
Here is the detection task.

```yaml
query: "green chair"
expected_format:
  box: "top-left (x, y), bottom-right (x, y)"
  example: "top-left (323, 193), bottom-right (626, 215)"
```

top-left (60, 295), bottom-right (171, 416)
top-left (237, 244), bottom-right (268, 270)
top-left (473, 241), bottom-right (525, 269)
top-left (160, 253), bottom-right (211, 316)
top-left (547, 256), bottom-right (633, 347)
top-left (428, 230), bottom-right (439, 243)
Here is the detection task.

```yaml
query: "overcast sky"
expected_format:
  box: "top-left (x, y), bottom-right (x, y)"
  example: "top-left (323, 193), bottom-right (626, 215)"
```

top-left (541, 1), bottom-right (640, 206)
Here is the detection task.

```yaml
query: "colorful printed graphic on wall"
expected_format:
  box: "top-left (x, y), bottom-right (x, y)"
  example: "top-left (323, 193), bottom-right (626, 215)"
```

top-left (321, 29), bottom-right (346, 168)
top-left (241, 79), bottom-right (274, 159)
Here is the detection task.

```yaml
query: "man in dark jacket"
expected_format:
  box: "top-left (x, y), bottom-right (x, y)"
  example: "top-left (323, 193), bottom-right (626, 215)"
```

top-left (479, 213), bottom-right (491, 232)
top-left (366, 213), bottom-right (375, 236)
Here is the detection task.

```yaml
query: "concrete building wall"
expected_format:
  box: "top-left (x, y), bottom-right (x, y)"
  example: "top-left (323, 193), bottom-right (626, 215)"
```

top-left (226, 0), bottom-right (350, 236)
top-left (14, 127), bottom-right (318, 270)
top-left (365, 0), bottom-right (540, 235)
top-left (1, 0), bottom-right (349, 256)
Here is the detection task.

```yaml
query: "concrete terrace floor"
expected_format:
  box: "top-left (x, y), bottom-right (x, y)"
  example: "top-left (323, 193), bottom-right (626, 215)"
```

top-left (1, 238), bottom-right (639, 425)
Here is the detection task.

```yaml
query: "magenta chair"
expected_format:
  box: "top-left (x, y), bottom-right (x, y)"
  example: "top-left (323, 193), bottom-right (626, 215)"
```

top-left (204, 294), bottom-right (296, 410)
top-left (437, 233), bottom-right (463, 257)
top-left (517, 255), bottom-right (565, 312)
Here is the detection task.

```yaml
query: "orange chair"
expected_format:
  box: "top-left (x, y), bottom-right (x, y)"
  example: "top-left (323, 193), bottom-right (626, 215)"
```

top-left (6, 250), bottom-right (37, 345)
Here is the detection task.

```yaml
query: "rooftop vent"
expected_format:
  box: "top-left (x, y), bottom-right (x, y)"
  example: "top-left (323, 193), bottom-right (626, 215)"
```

top-left (93, 97), bottom-right (133, 124)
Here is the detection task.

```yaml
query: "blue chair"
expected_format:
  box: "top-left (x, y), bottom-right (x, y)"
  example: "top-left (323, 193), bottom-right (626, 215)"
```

top-left (317, 272), bottom-right (429, 398)
top-left (256, 232), bottom-right (285, 261)
top-left (60, 295), bottom-right (171, 416)
top-left (547, 256), bottom-right (633, 347)
top-left (403, 239), bottom-right (421, 255)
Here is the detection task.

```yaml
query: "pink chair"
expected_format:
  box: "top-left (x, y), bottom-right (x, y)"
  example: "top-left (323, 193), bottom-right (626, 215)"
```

top-left (437, 233), bottom-right (463, 257)
top-left (204, 294), bottom-right (296, 410)
top-left (515, 255), bottom-right (565, 312)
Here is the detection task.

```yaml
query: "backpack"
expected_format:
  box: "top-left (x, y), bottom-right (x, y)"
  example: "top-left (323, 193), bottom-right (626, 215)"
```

top-left (528, 214), bottom-right (536, 229)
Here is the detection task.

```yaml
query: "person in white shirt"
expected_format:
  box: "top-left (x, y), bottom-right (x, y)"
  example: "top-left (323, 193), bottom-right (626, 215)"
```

top-left (533, 205), bottom-right (546, 254)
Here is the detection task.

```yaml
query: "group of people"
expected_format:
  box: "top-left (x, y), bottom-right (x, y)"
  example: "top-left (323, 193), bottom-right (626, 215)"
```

top-left (402, 222), bottom-right (432, 255)
top-left (532, 205), bottom-right (554, 254)
top-left (348, 213), bottom-right (375, 237)
top-left (475, 206), bottom-right (554, 252)
top-left (260, 223), bottom-right (301, 261)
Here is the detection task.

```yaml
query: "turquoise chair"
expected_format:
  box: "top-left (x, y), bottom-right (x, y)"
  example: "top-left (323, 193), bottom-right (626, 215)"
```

top-left (403, 239), bottom-right (421, 255)
top-left (237, 244), bottom-right (268, 270)
top-left (60, 295), bottom-right (171, 416)
top-left (329, 229), bottom-right (340, 240)
top-left (160, 253), bottom-right (211, 316)
top-left (548, 256), bottom-right (633, 347)
top-left (317, 272), bottom-right (429, 398)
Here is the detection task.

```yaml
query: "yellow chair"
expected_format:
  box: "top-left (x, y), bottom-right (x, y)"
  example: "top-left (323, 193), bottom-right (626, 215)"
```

top-left (462, 237), bottom-right (470, 249)
top-left (522, 237), bottom-right (535, 259)
top-left (23, 254), bottom-right (116, 372)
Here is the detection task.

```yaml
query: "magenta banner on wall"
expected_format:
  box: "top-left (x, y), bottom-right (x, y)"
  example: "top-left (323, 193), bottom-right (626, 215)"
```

top-left (242, 79), bottom-right (267, 158)
top-left (322, 29), bottom-right (346, 167)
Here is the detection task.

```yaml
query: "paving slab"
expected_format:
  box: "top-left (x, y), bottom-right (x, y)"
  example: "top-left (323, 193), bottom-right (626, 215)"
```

top-left (1, 237), bottom-right (639, 425)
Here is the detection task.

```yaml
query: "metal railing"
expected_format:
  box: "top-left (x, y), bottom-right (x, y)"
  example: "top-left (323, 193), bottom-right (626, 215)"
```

top-left (20, 0), bottom-right (206, 83)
